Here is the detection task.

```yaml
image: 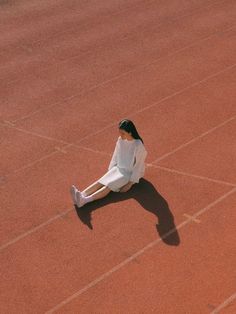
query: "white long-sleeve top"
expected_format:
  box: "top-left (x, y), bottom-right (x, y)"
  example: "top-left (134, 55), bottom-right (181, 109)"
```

top-left (108, 136), bottom-right (147, 183)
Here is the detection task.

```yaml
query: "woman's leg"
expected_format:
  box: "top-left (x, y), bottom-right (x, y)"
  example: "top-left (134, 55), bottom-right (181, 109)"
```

top-left (76, 186), bottom-right (111, 207)
top-left (90, 186), bottom-right (111, 201)
top-left (81, 181), bottom-right (104, 196)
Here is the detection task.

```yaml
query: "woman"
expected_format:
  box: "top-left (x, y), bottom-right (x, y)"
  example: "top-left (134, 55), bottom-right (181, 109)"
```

top-left (70, 119), bottom-right (147, 208)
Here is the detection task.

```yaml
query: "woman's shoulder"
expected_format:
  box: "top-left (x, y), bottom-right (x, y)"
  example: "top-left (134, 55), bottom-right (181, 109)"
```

top-left (135, 139), bottom-right (144, 146)
top-left (135, 139), bottom-right (147, 151)
top-left (117, 136), bottom-right (122, 143)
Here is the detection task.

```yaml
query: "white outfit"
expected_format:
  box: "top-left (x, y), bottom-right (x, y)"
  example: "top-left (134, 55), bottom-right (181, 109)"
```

top-left (98, 137), bottom-right (147, 192)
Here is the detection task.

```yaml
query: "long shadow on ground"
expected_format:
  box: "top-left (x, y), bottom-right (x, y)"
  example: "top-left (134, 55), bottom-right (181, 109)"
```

top-left (74, 178), bottom-right (180, 246)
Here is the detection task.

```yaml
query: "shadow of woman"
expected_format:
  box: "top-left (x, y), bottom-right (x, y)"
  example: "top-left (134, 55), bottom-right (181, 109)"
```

top-left (74, 178), bottom-right (180, 246)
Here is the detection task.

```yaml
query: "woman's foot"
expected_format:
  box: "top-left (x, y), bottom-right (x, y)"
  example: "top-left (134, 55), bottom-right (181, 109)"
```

top-left (76, 191), bottom-right (94, 207)
top-left (70, 185), bottom-right (79, 205)
top-left (75, 190), bottom-right (85, 208)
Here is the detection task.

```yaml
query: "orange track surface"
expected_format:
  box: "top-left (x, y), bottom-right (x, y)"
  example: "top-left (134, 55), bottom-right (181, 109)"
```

top-left (1, 0), bottom-right (236, 313)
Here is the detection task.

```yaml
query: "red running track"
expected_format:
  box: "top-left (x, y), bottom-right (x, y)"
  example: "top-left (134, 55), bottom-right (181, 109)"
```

top-left (0, 0), bottom-right (236, 313)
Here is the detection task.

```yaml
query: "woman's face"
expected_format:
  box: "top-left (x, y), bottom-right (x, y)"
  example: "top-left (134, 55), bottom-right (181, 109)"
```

top-left (119, 129), bottom-right (133, 140)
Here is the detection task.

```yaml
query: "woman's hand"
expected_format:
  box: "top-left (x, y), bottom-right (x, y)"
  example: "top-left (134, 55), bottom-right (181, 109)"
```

top-left (120, 182), bottom-right (133, 193)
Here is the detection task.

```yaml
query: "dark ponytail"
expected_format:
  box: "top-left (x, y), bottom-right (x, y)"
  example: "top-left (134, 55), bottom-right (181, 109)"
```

top-left (119, 119), bottom-right (144, 143)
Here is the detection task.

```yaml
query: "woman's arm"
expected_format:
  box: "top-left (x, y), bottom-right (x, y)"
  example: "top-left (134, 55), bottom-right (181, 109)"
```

top-left (130, 144), bottom-right (147, 183)
top-left (108, 140), bottom-right (119, 170)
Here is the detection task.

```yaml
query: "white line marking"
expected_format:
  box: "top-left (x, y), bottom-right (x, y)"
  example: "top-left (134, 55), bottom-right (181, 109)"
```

top-left (42, 187), bottom-right (235, 313)
top-left (211, 292), bottom-right (236, 313)
top-left (1, 112), bottom-right (233, 249)
top-left (11, 151), bottom-right (58, 175)
top-left (1, 144), bottom-right (71, 180)
top-left (183, 214), bottom-right (201, 223)
top-left (51, 9), bottom-right (235, 71)
top-left (0, 49), bottom-right (235, 258)
top-left (130, 65), bottom-right (236, 119)
top-left (1, 63), bottom-right (235, 182)
top-left (12, 25), bottom-right (235, 124)
top-left (0, 209), bottom-right (73, 251)
top-left (1, 180), bottom-right (235, 255)
top-left (6, 62), bottom-right (236, 163)
top-left (54, 146), bottom-right (67, 154)
top-left (2, 120), bottom-right (15, 126)
top-left (2, 113), bottom-right (235, 187)
top-left (74, 144), bottom-right (112, 156)
top-left (191, 188), bottom-right (236, 219)
top-left (12, 97), bottom-right (73, 124)
top-left (147, 164), bottom-right (236, 187)
top-left (152, 115), bottom-right (236, 163)
top-left (0, 122), bottom-right (68, 145)
top-left (14, 62), bottom-right (236, 151)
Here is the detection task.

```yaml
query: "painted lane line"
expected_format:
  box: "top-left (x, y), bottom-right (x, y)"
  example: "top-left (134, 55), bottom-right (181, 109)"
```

top-left (1, 144), bottom-right (71, 181)
top-left (128, 65), bottom-right (236, 119)
top-left (54, 146), bottom-right (67, 154)
top-left (11, 21), bottom-right (235, 122)
top-left (0, 122), bottom-right (68, 145)
top-left (18, 63), bottom-right (236, 151)
top-left (12, 24), bottom-right (235, 124)
top-left (146, 164), bottom-right (236, 187)
top-left (211, 292), bottom-right (236, 313)
top-left (74, 145), bottom-right (112, 156)
top-left (45, 227), bottom-right (185, 313)
top-left (191, 187), bottom-right (236, 220)
top-left (183, 214), bottom-right (201, 223)
top-left (2, 112), bottom-right (235, 188)
top-left (44, 187), bottom-right (236, 313)
top-left (1, 61), bottom-right (236, 169)
top-left (0, 209), bottom-right (73, 251)
top-left (2, 67), bottom-right (236, 182)
top-left (2, 120), bottom-right (15, 126)
top-left (1, 128), bottom-right (234, 251)
top-left (9, 151), bottom-right (58, 175)
top-left (152, 115), bottom-right (236, 163)
top-left (1, 181), bottom-right (235, 255)
top-left (0, 69), bottom-right (235, 254)
top-left (68, 147), bottom-right (236, 188)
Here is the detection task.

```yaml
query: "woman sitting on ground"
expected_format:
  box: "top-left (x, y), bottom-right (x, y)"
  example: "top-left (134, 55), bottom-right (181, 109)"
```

top-left (70, 119), bottom-right (147, 208)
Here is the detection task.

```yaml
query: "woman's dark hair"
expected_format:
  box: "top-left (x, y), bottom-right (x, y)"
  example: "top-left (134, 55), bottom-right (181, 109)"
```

top-left (119, 119), bottom-right (144, 143)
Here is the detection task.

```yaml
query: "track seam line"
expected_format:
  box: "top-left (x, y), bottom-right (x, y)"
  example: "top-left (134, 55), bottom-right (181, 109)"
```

top-left (44, 187), bottom-right (236, 313)
top-left (211, 292), bottom-right (236, 313)
top-left (11, 24), bottom-right (236, 124)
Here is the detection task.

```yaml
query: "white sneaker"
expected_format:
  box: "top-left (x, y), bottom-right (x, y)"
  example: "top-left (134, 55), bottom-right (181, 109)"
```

top-left (70, 185), bottom-right (78, 205)
top-left (75, 190), bottom-right (85, 208)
